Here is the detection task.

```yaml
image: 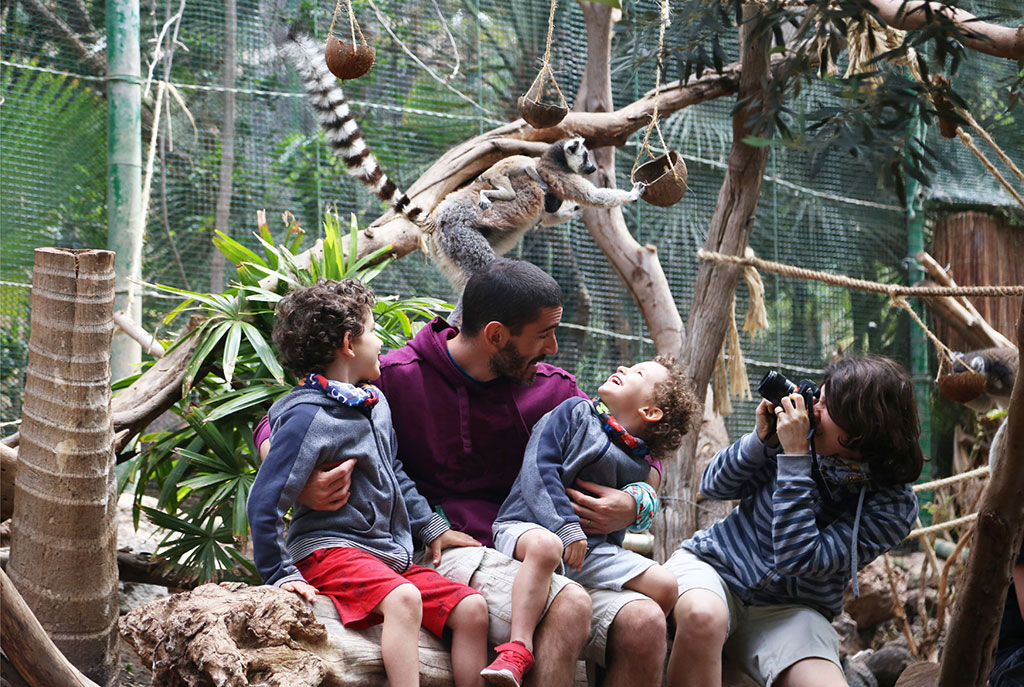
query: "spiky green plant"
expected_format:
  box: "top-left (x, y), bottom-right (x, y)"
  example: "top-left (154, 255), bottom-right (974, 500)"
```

top-left (119, 211), bottom-right (449, 584)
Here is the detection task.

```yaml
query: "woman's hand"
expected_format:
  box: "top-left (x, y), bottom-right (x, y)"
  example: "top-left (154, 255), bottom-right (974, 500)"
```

top-left (755, 399), bottom-right (780, 445)
top-left (775, 393), bottom-right (811, 455)
top-left (296, 459), bottom-right (356, 510)
top-left (567, 480), bottom-right (635, 534)
top-left (429, 529), bottom-right (482, 566)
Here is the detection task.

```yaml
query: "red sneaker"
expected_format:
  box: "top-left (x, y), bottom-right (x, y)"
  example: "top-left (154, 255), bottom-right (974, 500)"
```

top-left (481, 640), bottom-right (535, 687)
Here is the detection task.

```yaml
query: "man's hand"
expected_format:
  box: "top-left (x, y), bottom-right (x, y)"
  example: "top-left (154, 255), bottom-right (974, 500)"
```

top-left (428, 529), bottom-right (482, 566)
top-left (281, 580), bottom-right (318, 603)
top-left (566, 479), bottom-right (635, 534)
top-left (563, 539), bottom-right (586, 571)
top-left (297, 459), bottom-right (356, 511)
top-left (775, 393), bottom-right (811, 455)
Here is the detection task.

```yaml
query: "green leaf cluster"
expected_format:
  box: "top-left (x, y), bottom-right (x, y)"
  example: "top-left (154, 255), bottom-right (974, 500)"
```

top-left (120, 211), bottom-right (449, 584)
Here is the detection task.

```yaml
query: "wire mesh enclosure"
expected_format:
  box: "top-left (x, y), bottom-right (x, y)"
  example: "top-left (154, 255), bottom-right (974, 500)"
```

top-left (2, 0), bottom-right (1022, 444)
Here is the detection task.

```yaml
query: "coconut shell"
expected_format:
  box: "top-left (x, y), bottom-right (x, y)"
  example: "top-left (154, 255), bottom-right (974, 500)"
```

top-left (518, 95), bottom-right (568, 130)
top-left (325, 35), bottom-right (375, 80)
top-left (632, 151), bottom-right (688, 207)
top-left (937, 369), bottom-right (987, 403)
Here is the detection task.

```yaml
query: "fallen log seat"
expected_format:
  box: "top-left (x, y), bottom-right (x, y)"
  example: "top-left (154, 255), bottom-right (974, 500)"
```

top-left (119, 582), bottom-right (589, 686)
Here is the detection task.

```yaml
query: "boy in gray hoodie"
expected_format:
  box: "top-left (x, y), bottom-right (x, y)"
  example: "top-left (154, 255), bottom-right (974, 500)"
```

top-left (481, 356), bottom-right (697, 687)
top-left (247, 278), bottom-right (489, 687)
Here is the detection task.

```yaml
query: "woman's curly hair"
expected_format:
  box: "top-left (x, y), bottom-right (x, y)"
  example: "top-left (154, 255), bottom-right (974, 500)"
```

top-left (272, 278), bottom-right (375, 376)
top-left (642, 355), bottom-right (699, 456)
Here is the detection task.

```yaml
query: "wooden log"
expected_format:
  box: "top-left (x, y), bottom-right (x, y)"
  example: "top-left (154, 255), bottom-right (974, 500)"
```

top-left (916, 280), bottom-right (1000, 352)
top-left (120, 583), bottom-right (589, 687)
top-left (0, 567), bottom-right (101, 687)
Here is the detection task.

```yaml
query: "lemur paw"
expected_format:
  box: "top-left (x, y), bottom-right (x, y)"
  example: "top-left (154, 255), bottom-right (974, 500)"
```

top-left (629, 181), bottom-right (646, 200)
top-left (478, 198), bottom-right (492, 210)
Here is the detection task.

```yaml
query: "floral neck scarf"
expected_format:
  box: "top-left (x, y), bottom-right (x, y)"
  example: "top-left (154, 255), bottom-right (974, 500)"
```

top-left (592, 398), bottom-right (653, 463)
top-left (304, 373), bottom-right (380, 409)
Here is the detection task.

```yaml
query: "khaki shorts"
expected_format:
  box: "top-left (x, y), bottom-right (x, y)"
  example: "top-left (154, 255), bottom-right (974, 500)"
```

top-left (426, 545), bottom-right (649, 666)
top-left (664, 548), bottom-right (842, 686)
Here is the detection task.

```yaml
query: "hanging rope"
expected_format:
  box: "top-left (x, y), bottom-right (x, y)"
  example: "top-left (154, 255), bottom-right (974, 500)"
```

top-left (329, 0), bottom-right (366, 46)
top-left (524, 0), bottom-right (567, 107)
top-left (632, 0), bottom-right (680, 183)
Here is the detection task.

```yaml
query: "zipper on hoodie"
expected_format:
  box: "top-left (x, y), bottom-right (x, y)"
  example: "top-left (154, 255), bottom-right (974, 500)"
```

top-left (366, 409), bottom-right (413, 572)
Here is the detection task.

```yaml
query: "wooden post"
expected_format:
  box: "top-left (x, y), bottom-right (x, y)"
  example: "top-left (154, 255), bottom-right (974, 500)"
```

top-left (937, 295), bottom-right (1024, 686)
top-left (8, 248), bottom-right (119, 686)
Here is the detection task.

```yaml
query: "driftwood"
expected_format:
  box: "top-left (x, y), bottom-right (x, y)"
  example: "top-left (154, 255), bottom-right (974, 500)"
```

top-left (0, 568), bottom-right (101, 687)
top-left (916, 251), bottom-right (1016, 350)
top-left (119, 582), bottom-right (590, 687)
top-left (937, 296), bottom-right (1024, 687)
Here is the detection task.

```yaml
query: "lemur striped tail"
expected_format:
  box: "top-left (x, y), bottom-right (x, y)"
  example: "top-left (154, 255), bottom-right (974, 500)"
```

top-left (278, 34), bottom-right (422, 222)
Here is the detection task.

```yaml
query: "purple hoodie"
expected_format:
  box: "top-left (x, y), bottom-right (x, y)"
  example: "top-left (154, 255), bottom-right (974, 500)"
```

top-left (254, 317), bottom-right (586, 546)
top-left (374, 318), bottom-right (586, 545)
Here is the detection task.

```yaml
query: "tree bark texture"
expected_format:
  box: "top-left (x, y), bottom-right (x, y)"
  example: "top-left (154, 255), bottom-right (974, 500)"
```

top-left (8, 248), bottom-right (120, 686)
top-left (0, 568), bottom-right (101, 687)
top-left (870, 0), bottom-right (1024, 60)
top-left (657, 7), bottom-right (773, 557)
top-left (938, 295), bottom-right (1024, 686)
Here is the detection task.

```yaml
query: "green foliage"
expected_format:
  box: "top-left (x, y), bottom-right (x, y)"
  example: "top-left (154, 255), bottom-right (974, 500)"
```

top-left (122, 211), bottom-right (449, 584)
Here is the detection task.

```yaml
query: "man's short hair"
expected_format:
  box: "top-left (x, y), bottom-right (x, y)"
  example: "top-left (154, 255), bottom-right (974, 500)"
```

top-left (460, 258), bottom-right (563, 336)
top-left (272, 278), bottom-right (375, 376)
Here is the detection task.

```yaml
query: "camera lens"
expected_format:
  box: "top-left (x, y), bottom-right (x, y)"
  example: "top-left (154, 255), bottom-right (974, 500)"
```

top-left (757, 371), bottom-right (798, 407)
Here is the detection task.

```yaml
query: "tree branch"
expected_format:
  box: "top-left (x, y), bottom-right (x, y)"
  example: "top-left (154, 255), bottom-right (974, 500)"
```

top-left (870, 0), bottom-right (1024, 60)
top-left (18, 0), bottom-right (106, 75)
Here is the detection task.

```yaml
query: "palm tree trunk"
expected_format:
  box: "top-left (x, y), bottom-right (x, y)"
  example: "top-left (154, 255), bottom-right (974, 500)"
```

top-left (8, 248), bottom-right (119, 686)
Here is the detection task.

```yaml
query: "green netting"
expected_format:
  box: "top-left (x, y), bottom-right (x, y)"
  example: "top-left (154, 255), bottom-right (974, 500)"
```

top-left (1, 0), bottom-right (1021, 444)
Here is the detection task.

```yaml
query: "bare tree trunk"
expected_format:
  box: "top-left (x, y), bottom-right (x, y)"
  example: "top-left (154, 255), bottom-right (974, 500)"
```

top-left (659, 6), bottom-right (773, 555)
top-left (8, 248), bottom-right (119, 686)
top-left (210, 0), bottom-right (237, 293)
top-left (938, 296), bottom-right (1024, 685)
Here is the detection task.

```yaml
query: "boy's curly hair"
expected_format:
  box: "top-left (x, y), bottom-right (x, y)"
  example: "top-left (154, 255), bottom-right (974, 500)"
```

top-left (272, 278), bottom-right (375, 376)
top-left (642, 355), bottom-right (699, 456)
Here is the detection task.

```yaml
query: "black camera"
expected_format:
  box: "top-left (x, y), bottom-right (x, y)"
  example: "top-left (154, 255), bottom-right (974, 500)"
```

top-left (757, 370), bottom-right (820, 410)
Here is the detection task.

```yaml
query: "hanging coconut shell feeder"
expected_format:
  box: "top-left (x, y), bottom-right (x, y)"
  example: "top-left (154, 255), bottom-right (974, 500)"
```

top-left (518, 64), bottom-right (568, 130)
top-left (632, 151), bottom-right (688, 207)
top-left (937, 367), bottom-right (987, 403)
top-left (325, 34), bottom-right (375, 81)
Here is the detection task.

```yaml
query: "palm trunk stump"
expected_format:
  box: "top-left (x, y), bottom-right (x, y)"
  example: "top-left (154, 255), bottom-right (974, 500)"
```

top-left (8, 248), bottom-right (120, 686)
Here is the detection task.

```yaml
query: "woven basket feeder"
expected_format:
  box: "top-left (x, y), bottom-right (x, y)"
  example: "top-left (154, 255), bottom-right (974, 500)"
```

top-left (937, 368), bottom-right (987, 403)
top-left (325, 35), bottom-right (375, 80)
top-left (632, 151), bottom-right (688, 207)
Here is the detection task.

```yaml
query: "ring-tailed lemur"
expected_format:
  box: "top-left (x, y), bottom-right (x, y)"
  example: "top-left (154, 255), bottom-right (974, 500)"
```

top-left (279, 35), bottom-right (644, 306)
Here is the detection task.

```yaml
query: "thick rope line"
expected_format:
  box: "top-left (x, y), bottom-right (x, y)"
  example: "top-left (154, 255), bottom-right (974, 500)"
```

top-left (697, 250), bottom-right (1024, 297)
top-left (526, 0), bottom-right (567, 106)
top-left (913, 465), bottom-right (990, 493)
top-left (906, 513), bottom-right (978, 540)
top-left (955, 126), bottom-right (1024, 211)
top-left (889, 295), bottom-right (956, 369)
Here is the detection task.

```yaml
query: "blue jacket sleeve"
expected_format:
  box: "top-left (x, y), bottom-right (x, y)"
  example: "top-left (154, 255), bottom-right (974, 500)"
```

top-left (516, 400), bottom-right (591, 550)
top-left (700, 430), bottom-right (781, 500)
top-left (771, 454), bottom-right (918, 578)
top-left (246, 404), bottom-right (325, 587)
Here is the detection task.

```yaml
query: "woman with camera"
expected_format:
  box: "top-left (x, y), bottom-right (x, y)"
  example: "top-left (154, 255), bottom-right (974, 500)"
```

top-left (663, 356), bottom-right (923, 687)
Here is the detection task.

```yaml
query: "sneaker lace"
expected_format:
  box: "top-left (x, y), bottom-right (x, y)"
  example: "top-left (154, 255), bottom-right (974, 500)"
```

top-left (499, 647), bottom-right (532, 672)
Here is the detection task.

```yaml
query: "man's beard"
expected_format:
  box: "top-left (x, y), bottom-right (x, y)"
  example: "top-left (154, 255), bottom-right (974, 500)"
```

top-left (490, 341), bottom-right (544, 386)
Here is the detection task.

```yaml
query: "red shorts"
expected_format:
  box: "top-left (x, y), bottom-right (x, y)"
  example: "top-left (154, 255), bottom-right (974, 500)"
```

top-left (295, 546), bottom-right (480, 637)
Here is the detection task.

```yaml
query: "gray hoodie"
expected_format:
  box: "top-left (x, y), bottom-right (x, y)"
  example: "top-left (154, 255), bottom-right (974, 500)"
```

top-left (247, 386), bottom-right (449, 587)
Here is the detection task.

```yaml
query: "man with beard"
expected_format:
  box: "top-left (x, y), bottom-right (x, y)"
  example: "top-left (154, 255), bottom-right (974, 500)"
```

top-left (255, 258), bottom-right (668, 687)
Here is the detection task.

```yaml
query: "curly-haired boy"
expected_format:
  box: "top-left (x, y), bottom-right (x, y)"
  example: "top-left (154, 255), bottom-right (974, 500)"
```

top-left (481, 356), bottom-right (698, 686)
top-left (247, 278), bottom-right (489, 687)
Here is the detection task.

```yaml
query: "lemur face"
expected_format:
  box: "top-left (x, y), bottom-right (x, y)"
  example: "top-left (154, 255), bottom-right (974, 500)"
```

top-left (564, 138), bottom-right (597, 175)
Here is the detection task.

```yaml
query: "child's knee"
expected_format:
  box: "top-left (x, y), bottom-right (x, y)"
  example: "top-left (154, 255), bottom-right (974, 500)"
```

top-left (449, 593), bottom-right (489, 633)
top-left (641, 564), bottom-right (680, 615)
top-left (380, 583), bottom-right (423, 622)
top-left (673, 589), bottom-right (728, 644)
top-left (516, 528), bottom-right (565, 570)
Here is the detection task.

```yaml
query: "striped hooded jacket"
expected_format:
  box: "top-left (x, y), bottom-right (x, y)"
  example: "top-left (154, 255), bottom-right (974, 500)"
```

top-left (683, 430), bottom-right (918, 619)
